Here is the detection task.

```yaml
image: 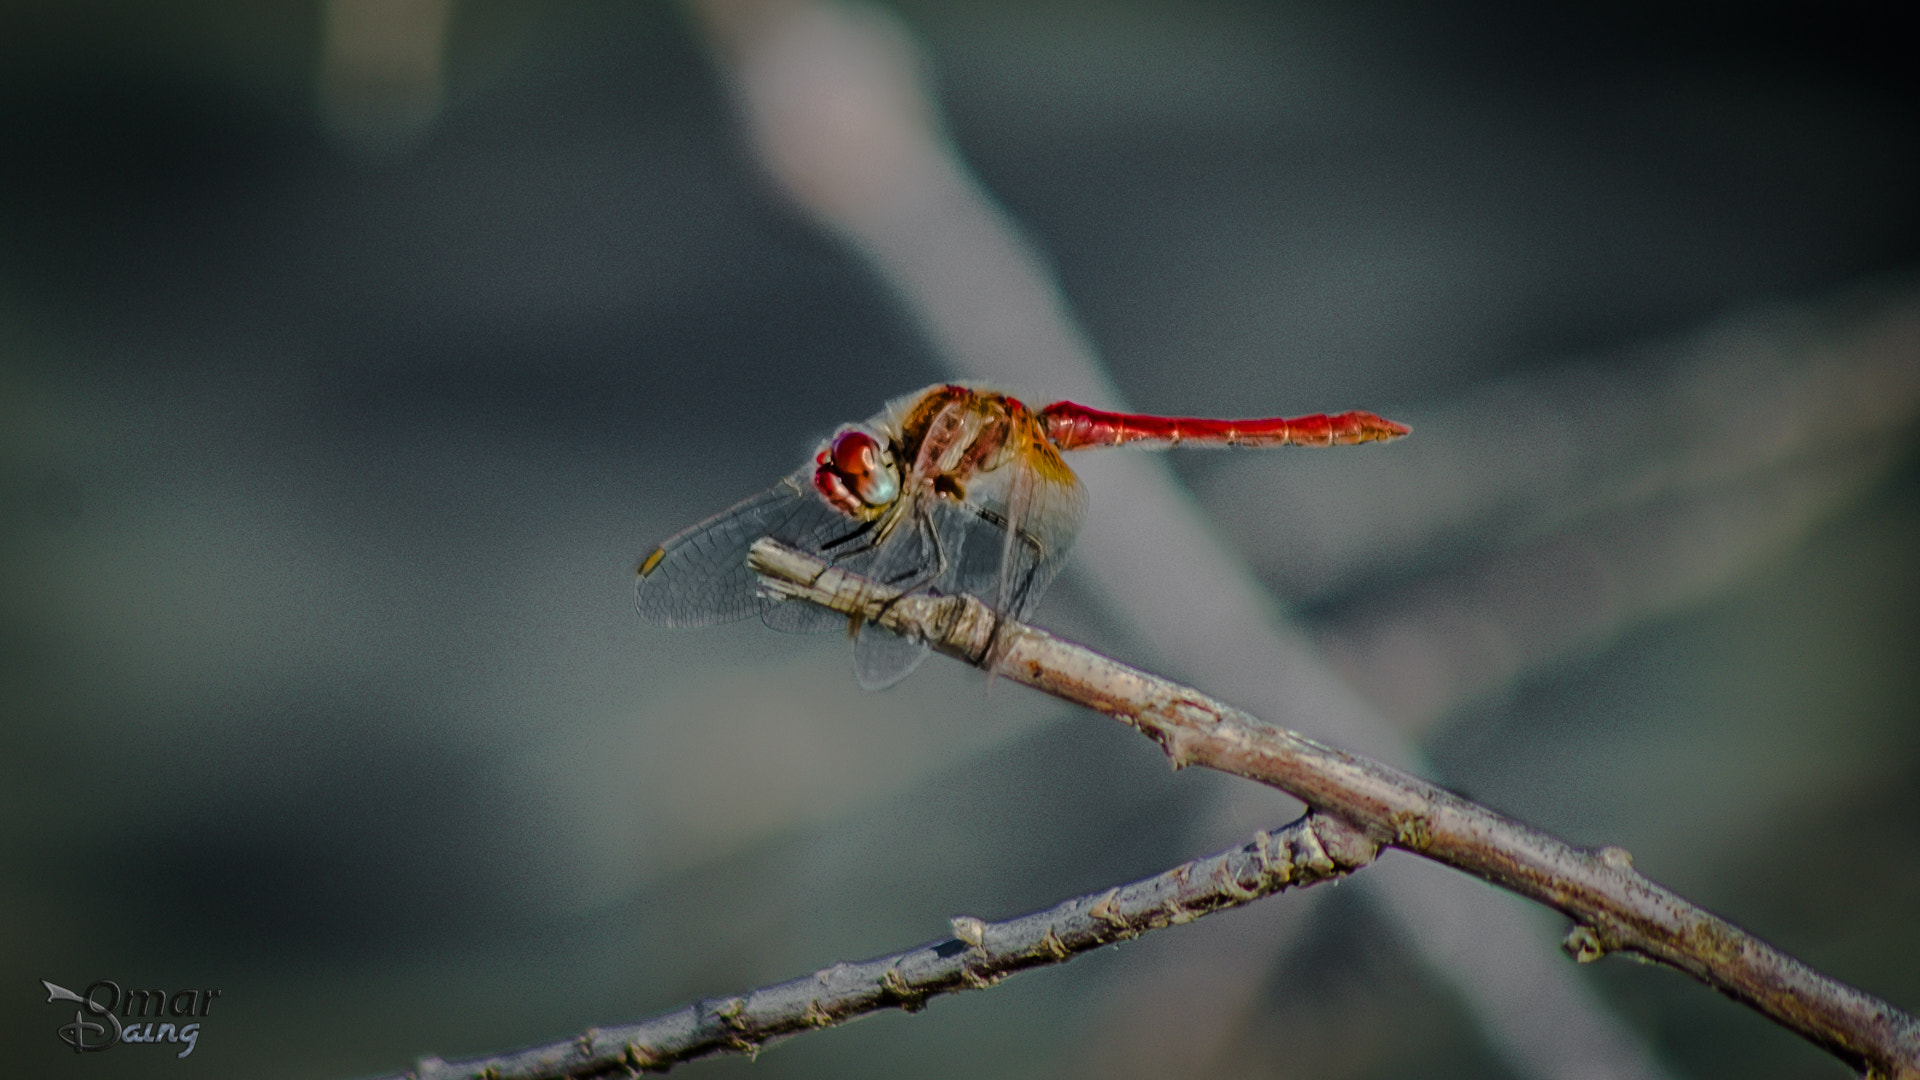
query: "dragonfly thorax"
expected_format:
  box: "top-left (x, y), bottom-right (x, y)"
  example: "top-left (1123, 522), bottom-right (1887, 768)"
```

top-left (812, 426), bottom-right (901, 516)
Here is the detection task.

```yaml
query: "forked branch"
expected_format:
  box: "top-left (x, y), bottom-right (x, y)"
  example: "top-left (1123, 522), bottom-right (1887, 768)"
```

top-left (376, 542), bottom-right (1918, 1080)
top-left (744, 539), bottom-right (1920, 1080)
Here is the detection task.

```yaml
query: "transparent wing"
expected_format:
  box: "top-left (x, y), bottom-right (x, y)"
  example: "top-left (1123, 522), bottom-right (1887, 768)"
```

top-left (849, 502), bottom-right (949, 690)
top-left (1012, 465), bottom-right (1088, 620)
top-left (852, 621), bottom-right (930, 690)
top-left (638, 438), bottom-right (1088, 689)
top-left (949, 460), bottom-right (1088, 622)
top-left (848, 471), bottom-right (1085, 689)
top-left (634, 467), bottom-right (874, 630)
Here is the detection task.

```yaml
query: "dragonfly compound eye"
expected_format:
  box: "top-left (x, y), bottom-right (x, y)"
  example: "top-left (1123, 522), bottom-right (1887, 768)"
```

top-left (813, 428), bottom-right (899, 514)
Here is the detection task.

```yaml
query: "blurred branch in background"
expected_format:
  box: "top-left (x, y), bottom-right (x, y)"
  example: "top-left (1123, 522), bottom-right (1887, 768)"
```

top-left (318, 0), bottom-right (455, 152)
top-left (1321, 442), bottom-right (1897, 730)
top-left (1226, 296), bottom-right (1920, 730)
top-left (4, 3), bottom-right (1915, 1078)
top-left (1209, 298), bottom-right (1920, 609)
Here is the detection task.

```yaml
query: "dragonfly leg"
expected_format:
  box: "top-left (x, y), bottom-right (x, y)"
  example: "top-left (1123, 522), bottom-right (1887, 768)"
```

top-left (865, 503), bottom-right (952, 625)
top-left (962, 503), bottom-right (1047, 611)
top-left (953, 501), bottom-right (1049, 669)
top-left (818, 515), bottom-right (881, 556)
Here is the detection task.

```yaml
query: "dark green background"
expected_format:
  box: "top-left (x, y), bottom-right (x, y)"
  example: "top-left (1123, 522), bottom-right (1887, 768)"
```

top-left (3, 2), bottom-right (1915, 1077)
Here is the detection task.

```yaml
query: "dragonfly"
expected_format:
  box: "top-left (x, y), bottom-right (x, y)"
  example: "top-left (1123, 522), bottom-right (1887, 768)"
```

top-left (635, 383), bottom-right (1409, 688)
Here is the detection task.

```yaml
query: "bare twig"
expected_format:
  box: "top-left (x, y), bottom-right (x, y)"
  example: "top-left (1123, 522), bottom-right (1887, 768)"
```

top-left (687, 3), bottom-right (1674, 1074)
top-left (381, 813), bottom-right (1375, 1080)
top-left (368, 535), bottom-right (1915, 1080)
top-left (747, 538), bottom-right (1920, 1080)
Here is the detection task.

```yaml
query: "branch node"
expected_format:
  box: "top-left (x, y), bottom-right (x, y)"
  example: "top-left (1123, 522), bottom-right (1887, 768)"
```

top-left (881, 966), bottom-right (929, 1013)
top-left (1040, 925), bottom-right (1070, 959)
top-left (881, 967), bottom-right (910, 995)
top-left (803, 997), bottom-right (835, 1028)
top-left (1387, 809), bottom-right (1433, 851)
top-left (959, 965), bottom-right (1003, 990)
top-left (1307, 812), bottom-right (1381, 872)
top-left (713, 1012), bottom-right (764, 1058)
top-left (1211, 860), bottom-right (1261, 901)
top-left (1249, 829), bottom-right (1275, 874)
top-left (1088, 888), bottom-right (1129, 928)
top-left (1289, 823), bottom-right (1327, 879)
top-left (1598, 845), bottom-right (1636, 870)
top-left (1563, 924), bottom-right (1609, 964)
top-left (711, 996), bottom-right (748, 1026)
top-left (950, 914), bottom-right (986, 947)
top-left (1159, 724), bottom-right (1207, 770)
top-left (623, 1041), bottom-right (667, 1074)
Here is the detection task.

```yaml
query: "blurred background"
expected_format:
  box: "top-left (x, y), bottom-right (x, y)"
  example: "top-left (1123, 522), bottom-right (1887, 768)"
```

top-left (2, 1), bottom-right (1917, 1078)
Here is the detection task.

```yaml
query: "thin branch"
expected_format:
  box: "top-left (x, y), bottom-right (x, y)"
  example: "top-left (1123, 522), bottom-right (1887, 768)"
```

top-left (384, 812), bottom-right (1375, 1080)
top-left (688, 1), bottom-right (1671, 1074)
top-left (747, 538), bottom-right (1920, 1080)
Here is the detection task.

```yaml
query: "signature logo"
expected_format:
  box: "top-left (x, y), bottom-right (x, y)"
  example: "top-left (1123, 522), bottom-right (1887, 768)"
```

top-left (41, 979), bottom-right (220, 1059)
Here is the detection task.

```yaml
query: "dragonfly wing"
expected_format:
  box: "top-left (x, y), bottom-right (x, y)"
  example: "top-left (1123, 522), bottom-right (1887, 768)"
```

top-left (1005, 466), bottom-right (1087, 620)
top-left (753, 489), bottom-right (890, 633)
top-left (852, 622), bottom-right (931, 690)
top-left (635, 467), bottom-right (868, 630)
top-left (846, 499), bottom-right (954, 689)
top-left (847, 473), bottom-right (1088, 689)
top-left (947, 465), bottom-right (1088, 623)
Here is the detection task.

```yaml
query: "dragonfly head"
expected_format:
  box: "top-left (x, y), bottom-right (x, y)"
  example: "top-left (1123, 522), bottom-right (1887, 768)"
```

top-left (813, 426), bottom-right (900, 516)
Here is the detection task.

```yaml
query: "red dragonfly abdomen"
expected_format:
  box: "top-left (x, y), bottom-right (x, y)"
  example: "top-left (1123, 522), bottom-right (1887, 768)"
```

top-left (1037, 401), bottom-right (1410, 451)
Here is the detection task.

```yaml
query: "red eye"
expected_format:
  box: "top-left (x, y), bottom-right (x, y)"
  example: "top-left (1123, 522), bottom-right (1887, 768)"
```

top-left (830, 430), bottom-right (880, 477)
top-left (817, 428), bottom-right (899, 509)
